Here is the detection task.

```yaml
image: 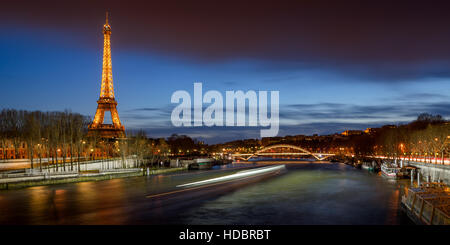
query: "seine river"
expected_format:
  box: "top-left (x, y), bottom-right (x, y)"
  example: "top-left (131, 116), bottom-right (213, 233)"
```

top-left (0, 162), bottom-right (414, 225)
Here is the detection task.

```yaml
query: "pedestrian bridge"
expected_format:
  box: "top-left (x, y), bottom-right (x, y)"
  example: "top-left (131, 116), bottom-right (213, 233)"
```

top-left (232, 144), bottom-right (335, 161)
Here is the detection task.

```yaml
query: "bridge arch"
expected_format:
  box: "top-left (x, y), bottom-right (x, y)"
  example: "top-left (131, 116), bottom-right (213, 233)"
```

top-left (244, 144), bottom-right (330, 161)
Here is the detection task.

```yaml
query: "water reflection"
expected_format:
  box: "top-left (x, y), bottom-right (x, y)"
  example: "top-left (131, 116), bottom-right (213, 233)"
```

top-left (180, 163), bottom-right (414, 225)
top-left (0, 162), bottom-right (414, 225)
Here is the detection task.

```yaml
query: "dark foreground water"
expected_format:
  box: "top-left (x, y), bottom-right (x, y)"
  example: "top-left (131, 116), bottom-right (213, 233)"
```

top-left (0, 162), bottom-right (414, 225)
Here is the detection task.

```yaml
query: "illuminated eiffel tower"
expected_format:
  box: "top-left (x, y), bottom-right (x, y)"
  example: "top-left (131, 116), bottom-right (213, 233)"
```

top-left (88, 12), bottom-right (125, 138)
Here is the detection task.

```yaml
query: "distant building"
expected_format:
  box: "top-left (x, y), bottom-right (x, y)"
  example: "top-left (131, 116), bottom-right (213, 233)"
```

top-left (285, 135), bottom-right (306, 141)
top-left (364, 127), bottom-right (379, 135)
top-left (332, 134), bottom-right (345, 140)
top-left (261, 137), bottom-right (283, 146)
top-left (0, 141), bottom-right (27, 159)
top-left (341, 130), bottom-right (364, 136)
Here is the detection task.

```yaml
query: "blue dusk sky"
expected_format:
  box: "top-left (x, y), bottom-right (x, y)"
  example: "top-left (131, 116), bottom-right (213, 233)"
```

top-left (1, 1), bottom-right (450, 143)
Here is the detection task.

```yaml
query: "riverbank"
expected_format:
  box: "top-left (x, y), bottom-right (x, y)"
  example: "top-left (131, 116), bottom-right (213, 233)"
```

top-left (0, 167), bottom-right (187, 190)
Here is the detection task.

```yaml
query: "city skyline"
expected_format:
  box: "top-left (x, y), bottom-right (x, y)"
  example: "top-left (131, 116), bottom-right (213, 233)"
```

top-left (1, 1), bottom-right (450, 143)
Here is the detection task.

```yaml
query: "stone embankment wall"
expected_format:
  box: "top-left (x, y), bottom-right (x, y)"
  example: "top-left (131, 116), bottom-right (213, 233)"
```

top-left (408, 161), bottom-right (450, 185)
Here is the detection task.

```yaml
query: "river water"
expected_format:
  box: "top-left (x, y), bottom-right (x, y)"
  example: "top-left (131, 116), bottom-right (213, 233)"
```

top-left (0, 162), bottom-right (414, 225)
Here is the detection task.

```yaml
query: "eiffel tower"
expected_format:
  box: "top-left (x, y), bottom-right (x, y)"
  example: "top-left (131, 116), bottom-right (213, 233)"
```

top-left (88, 12), bottom-right (125, 138)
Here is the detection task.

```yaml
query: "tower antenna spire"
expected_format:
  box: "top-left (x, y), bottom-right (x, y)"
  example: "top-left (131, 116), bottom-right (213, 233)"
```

top-left (105, 11), bottom-right (109, 25)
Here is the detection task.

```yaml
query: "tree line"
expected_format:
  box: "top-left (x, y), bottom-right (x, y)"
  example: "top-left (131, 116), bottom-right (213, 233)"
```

top-left (300, 113), bottom-right (449, 163)
top-left (369, 113), bottom-right (449, 163)
top-left (0, 109), bottom-right (207, 171)
top-left (0, 109), bottom-right (90, 171)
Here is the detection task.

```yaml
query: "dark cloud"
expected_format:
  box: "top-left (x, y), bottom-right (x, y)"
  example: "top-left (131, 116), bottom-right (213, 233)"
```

top-left (3, 0), bottom-right (450, 81)
top-left (282, 101), bottom-right (450, 121)
top-left (392, 92), bottom-right (450, 101)
top-left (118, 100), bottom-right (450, 143)
top-left (126, 107), bottom-right (160, 112)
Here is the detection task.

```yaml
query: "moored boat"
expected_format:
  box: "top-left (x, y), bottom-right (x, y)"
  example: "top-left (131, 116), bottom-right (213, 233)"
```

top-left (188, 158), bottom-right (215, 170)
top-left (381, 162), bottom-right (406, 179)
top-left (401, 182), bottom-right (450, 225)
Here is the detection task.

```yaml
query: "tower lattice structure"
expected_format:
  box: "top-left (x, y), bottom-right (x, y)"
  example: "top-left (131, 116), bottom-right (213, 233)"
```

top-left (88, 12), bottom-right (125, 138)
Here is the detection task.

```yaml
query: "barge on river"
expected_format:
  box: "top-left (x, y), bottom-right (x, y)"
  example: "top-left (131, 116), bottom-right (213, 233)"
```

top-left (188, 158), bottom-right (215, 170)
top-left (381, 163), bottom-right (406, 179)
top-left (401, 182), bottom-right (450, 225)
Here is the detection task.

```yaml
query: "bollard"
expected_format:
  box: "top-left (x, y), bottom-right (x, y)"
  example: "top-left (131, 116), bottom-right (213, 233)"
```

top-left (417, 171), bottom-right (421, 187)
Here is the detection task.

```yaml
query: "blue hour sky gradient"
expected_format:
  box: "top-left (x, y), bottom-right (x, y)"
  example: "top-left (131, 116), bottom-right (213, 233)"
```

top-left (1, 1), bottom-right (449, 143)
